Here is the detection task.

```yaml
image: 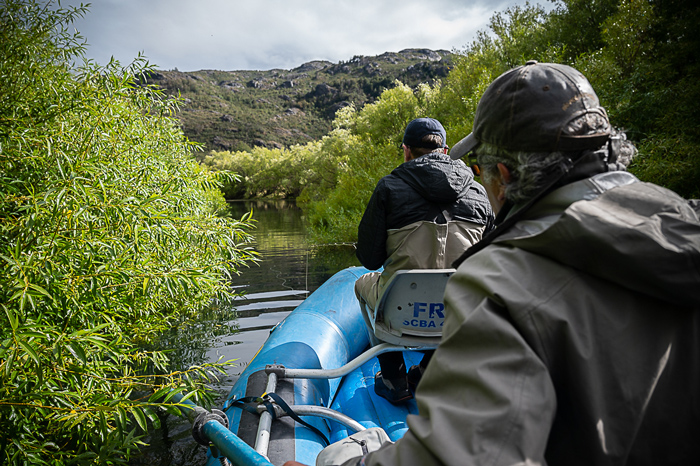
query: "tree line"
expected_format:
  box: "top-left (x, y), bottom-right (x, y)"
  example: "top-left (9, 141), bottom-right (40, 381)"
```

top-left (204, 0), bottom-right (700, 244)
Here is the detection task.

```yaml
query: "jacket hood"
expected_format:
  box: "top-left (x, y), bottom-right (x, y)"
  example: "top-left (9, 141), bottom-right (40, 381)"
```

top-left (391, 152), bottom-right (474, 204)
top-left (496, 172), bottom-right (700, 307)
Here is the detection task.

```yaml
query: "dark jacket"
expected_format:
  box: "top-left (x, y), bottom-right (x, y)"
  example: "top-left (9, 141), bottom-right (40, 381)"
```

top-left (356, 152), bottom-right (494, 270)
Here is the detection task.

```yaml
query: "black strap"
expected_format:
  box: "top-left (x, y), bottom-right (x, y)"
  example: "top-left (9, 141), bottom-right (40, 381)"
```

top-left (226, 393), bottom-right (330, 446)
top-left (224, 396), bottom-right (275, 419)
top-left (265, 392), bottom-right (330, 446)
top-left (228, 395), bottom-right (277, 419)
top-left (226, 395), bottom-right (264, 415)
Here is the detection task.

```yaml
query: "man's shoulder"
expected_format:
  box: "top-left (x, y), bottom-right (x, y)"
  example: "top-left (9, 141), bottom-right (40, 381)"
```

top-left (371, 173), bottom-right (396, 192)
top-left (374, 170), bottom-right (408, 189)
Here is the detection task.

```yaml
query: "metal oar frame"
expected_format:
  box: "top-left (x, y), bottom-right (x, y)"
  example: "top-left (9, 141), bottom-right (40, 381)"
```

top-left (251, 342), bottom-right (435, 460)
top-left (186, 342), bottom-right (436, 465)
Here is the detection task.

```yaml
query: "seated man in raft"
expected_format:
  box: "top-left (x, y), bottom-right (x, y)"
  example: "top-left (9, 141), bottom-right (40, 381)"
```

top-left (354, 117), bottom-right (494, 403)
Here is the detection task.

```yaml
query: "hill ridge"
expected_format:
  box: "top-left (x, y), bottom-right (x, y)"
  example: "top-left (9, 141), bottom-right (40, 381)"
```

top-left (146, 48), bottom-right (456, 152)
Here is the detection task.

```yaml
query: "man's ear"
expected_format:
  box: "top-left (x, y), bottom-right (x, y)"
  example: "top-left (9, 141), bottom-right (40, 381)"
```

top-left (497, 163), bottom-right (512, 184)
top-left (403, 144), bottom-right (413, 162)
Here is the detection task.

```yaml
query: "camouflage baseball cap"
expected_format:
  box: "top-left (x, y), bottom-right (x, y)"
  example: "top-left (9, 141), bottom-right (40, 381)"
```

top-left (450, 61), bottom-right (611, 160)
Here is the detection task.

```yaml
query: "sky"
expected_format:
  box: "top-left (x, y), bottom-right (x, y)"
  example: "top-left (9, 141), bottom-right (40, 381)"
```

top-left (58, 0), bottom-right (554, 72)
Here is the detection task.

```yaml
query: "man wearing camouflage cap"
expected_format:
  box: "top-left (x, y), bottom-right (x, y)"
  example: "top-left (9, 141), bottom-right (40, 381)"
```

top-left (289, 61), bottom-right (700, 466)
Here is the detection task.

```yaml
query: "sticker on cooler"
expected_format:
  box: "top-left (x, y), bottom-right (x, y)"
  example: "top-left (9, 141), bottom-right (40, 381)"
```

top-left (402, 302), bottom-right (445, 328)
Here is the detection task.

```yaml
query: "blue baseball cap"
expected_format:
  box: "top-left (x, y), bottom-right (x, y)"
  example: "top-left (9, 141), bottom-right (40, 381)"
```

top-left (402, 118), bottom-right (447, 148)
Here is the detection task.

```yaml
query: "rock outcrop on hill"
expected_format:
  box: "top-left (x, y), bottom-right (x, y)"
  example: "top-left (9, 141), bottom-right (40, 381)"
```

top-left (145, 49), bottom-right (455, 152)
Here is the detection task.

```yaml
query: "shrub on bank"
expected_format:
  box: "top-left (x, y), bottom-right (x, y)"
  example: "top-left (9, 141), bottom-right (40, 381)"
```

top-left (202, 142), bottom-right (322, 199)
top-left (0, 1), bottom-right (256, 463)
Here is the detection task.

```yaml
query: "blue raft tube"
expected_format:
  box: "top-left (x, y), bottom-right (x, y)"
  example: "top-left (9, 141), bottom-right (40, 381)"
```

top-left (199, 266), bottom-right (428, 466)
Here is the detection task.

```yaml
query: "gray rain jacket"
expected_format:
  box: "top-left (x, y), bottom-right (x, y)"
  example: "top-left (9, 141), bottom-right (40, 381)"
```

top-left (360, 171), bottom-right (700, 465)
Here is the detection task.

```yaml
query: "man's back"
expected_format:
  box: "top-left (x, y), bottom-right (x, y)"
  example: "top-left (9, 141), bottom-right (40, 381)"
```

top-left (354, 118), bottom-right (493, 404)
top-left (356, 151), bottom-right (492, 273)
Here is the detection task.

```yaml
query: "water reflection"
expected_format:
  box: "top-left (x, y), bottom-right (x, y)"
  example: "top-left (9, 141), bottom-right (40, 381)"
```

top-left (228, 199), bottom-right (354, 295)
top-left (129, 199), bottom-right (359, 466)
top-left (214, 199), bottom-right (359, 379)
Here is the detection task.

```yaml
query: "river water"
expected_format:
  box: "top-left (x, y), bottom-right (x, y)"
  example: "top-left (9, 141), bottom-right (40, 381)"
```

top-left (129, 199), bottom-right (359, 466)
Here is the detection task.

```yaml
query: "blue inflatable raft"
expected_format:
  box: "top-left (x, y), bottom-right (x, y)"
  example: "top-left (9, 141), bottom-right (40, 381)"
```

top-left (200, 266), bottom-right (431, 466)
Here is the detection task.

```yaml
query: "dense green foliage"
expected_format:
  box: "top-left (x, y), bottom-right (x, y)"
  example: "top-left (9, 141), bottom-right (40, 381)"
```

top-left (0, 1), bottom-right (257, 463)
top-left (203, 143), bottom-right (322, 199)
top-left (204, 0), bottom-right (699, 244)
top-left (147, 50), bottom-right (454, 153)
top-left (297, 83), bottom-right (445, 242)
top-left (550, 0), bottom-right (700, 197)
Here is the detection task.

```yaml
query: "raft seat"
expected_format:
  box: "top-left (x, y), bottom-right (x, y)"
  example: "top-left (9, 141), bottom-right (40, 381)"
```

top-left (370, 269), bottom-right (455, 347)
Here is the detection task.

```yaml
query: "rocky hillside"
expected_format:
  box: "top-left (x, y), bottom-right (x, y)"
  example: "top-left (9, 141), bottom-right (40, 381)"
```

top-left (145, 49), bottom-right (455, 153)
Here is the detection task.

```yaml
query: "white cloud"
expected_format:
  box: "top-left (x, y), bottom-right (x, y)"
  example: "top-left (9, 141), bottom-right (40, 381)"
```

top-left (60, 0), bottom-right (552, 71)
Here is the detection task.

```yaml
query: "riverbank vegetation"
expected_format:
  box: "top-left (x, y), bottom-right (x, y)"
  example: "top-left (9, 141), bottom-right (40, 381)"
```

top-left (203, 0), bottom-right (700, 243)
top-left (0, 1), bottom-right (257, 464)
